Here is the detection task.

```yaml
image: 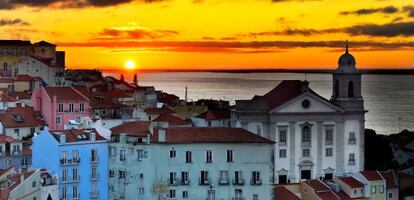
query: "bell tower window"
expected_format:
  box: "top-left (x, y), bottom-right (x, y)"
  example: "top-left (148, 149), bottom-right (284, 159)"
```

top-left (348, 81), bottom-right (354, 97)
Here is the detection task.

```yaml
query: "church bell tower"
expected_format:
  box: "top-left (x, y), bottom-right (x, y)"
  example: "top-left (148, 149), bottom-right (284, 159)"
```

top-left (331, 41), bottom-right (364, 111)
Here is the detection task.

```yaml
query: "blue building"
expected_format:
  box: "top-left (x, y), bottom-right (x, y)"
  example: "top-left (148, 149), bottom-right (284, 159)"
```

top-left (32, 127), bottom-right (108, 200)
top-left (0, 135), bottom-right (31, 172)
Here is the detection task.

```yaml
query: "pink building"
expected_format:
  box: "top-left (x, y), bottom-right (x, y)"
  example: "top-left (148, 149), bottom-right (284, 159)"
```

top-left (31, 87), bottom-right (92, 131)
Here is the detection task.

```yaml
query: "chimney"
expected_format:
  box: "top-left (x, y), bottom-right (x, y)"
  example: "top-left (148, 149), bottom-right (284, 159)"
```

top-left (60, 134), bottom-right (66, 143)
top-left (158, 129), bottom-right (166, 142)
top-left (90, 132), bottom-right (96, 141)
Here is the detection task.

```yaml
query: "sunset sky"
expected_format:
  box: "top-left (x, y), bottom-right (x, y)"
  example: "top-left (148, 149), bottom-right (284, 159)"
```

top-left (1, 0), bottom-right (414, 70)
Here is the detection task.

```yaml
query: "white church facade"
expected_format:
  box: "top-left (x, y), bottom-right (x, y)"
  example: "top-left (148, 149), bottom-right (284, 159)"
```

top-left (232, 44), bottom-right (366, 184)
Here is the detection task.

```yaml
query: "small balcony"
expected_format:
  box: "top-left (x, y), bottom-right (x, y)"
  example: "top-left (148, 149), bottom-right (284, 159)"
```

top-left (218, 177), bottom-right (230, 185)
top-left (167, 178), bottom-right (179, 186)
top-left (348, 138), bottom-right (357, 145)
top-left (181, 178), bottom-right (190, 185)
top-left (72, 193), bottom-right (80, 200)
top-left (90, 191), bottom-right (100, 199)
top-left (199, 177), bottom-right (211, 185)
top-left (232, 177), bottom-right (245, 185)
top-left (279, 141), bottom-right (287, 146)
top-left (68, 176), bottom-right (80, 183)
top-left (325, 140), bottom-right (333, 146)
top-left (250, 178), bottom-right (262, 185)
top-left (60, 158), bottom-right (81, 166)
top-left (301, 142), bottom-right (312, 148)
top-left (90, 174), bottom-right (99, 181)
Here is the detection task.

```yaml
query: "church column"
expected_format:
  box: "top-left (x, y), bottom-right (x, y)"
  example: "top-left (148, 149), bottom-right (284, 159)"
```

top-left (316, 121), bottom-right (323, 177)
top-left (335, 121), bottom-right (345, 175)
top-left (289, 121), bottom-right (296, 182)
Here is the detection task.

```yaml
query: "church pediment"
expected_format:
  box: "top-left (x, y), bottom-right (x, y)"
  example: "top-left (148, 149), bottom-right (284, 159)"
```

top-left (269, 92), bottom-right (344, 114)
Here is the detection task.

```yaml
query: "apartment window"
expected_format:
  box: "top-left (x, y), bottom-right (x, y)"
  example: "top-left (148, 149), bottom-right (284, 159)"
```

top-left (58, 103), bottom-right (63, 112)
top-left (326, 148), bottom-right (333, 157)
top-left (72, 150), bottom-right (79, 163)
top-left (32, 181), bottom-right (36, 188)
top-left (219, 171), bottom-right (229, 183)
top-left (205, 150), bottom-right (213, 163)
top-left (119, 171), bottom-right (126, 179)
top-left (56, 116), bottom-right (61, 124)
top-left (91, 149), bottom-right (98, 162)
top-left (182, 191), bottom-right (188, 199)
top-left (302, 125), bottom-right (311, 144)
top-left (109, 170), bottom-right (115, 178)
top-left (69, 103), bottom-right (74, 112)
top-left (14, 129), bottom-right (19, 137)
top-left (91, 165), bottom-right (98, 180)
top-left (279, 129), bottom-right (287, 145)
top-left (279, 149), bottom-right (287, 158)
top-left (79, 103), bottom-right (85, 112)
top-left (379, 185), bottom-right (384, 193)
top-left (251, 171), bottom-right (261, 185)
top-left (325, 128), bottom-right (333, 145)
top-left (137, 149), bottom-right (144, 162)
top-left (75, 116), bottom-right (81, 123)
top-left (61, 151), bottom-right (67, 163)
top-left (138, 187), bottom-right (144, 195)
top-left (349, 153), bottom-right (355, 165)
top-left (389, 193), bottom-right (393, 198)
top-left (5, 159), bottom-right (11, 166)
top-left (62, 169), bottom-right (67, 182)
top-left (139, 173), bottom-right (144, 179)
top-left (234, 171), bottom-right (244, 184)
top-left (303, 149), bottom-right (310, 157)
top-left (170, 149), bottom-right (176, 158)
top-left (349, 132), bottom-right (356, 145)
top-left (169, 172), bottom-right (177, 185)
top-left (120, 149), bottom-right (126, 161)
top-left (185, 151), bottom-right (192, 163)
top-left (169, 190), bottom-right (176, 198)
top-left (253, 194), bottom-right (259, 200)
top-left (61, 186), bottom-right (67, 199)
top-left (227, 150), bottom-right (233, 162)
top-left (72, 186), bottom-right (78, 198)
top-left (181, 171), bottom-right (189, 184)
top-left (200, 171), bottom-right (209, 185)
top-left (72, 168), bottom-right (78, 181)
top-left (109, 147), bottom-right (116, 157)
top-left (371, 186), bottom-right (376, 194)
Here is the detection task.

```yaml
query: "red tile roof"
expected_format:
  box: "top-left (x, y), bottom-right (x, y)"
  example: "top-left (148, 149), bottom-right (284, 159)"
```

top-left (44, 87), bottom-right (89, 101)
top-left (0, 135), bottom-right (21, 143)
top-left (153, 113), bottom-right (190, 126)
top-left (0, 167), bottom-right (13, 177)
top-left (316, 191), bottom-right (341, 200)
top-left (145, 107), bottom-right (176, 114)
top-left (303, 179), bottom-right (331, 191)
top-left (15, 75), bottom-right (33, 82)
top-left (72, 86), bottom-right (129, 109)
top-left (0, 78), bottom-right (14, 83)
top-left (110, 121), bottom-right (150, 137)
top-left (51, 128), bottom-right (106, 143)
top-left (337, 177), bottom-right (364, 188)
top-left (360, 171), bottom-right (384, 181)
top-left (0, 106), bottom-right (44, 128)
top-left (0, 170), bottom-right (35, 200)
top-left (380, 171), bottom-right (398, 189)
top-left (196, 109), bottom-right (230, 120)
top-left (274, 186), bottom-right (301, 200)
top-left (152, 127), bottom-right (275, 144)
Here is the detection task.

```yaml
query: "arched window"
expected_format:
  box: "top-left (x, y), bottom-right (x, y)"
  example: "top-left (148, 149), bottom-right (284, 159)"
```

top-left (3, 62), bottom-right (7, 72)
top-left (348, 81), bottom-right (354, 97)
top-left (302, 125), bottom-right (311, 143)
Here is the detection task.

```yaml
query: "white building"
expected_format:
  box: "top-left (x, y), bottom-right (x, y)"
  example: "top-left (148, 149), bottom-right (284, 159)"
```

top-left (108, 124), bottom-right (274, 200)
top-left (192, 109), bottom-right (231, 127)
top-left (233, 44), bottom-right (366, 183)
top-left (15, 55), bottom-right (63, 86)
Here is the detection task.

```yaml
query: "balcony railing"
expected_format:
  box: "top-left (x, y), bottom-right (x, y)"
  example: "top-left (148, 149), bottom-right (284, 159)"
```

top-left (60, 158), bottom-right (80, 166)
top-left (199, 177), bottom-right (211, 185)
top-left (90, 191), bottom-right (100, 198)
top-left (348, 159), bottom-right (356, 166)
top-left (301, 142), bottom-right (312, 148)
top-left (68, 176), bottom-right (80, 183)
top-left (232, 177), bottom-right (245, 185)
top-left (218, 177), bottom-right (230, 185)
top-left (348, 138), bottom-right (357, 145)
top-left (167, 178), bottom-right (179, 186)
top-left (90, 156), bottom-right (99, 163)
top-left (181, 178), bottom-right (190, 185)
top-left (90, 174), bottom-right (99, 181)
top-left (325, 140), bottom-right (333, 146)
top-left (250, 178), bottom-right (262, 185)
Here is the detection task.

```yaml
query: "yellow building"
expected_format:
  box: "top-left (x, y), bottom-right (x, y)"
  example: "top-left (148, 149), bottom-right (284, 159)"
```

top-left (0, 40), bottom-right (33, 77)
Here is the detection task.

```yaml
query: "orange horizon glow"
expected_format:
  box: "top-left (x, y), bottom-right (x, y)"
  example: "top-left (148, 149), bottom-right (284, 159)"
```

top-left (1, 0), bottom-right (414, 70)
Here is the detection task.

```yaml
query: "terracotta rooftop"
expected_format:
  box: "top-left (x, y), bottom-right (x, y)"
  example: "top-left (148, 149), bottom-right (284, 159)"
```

top-left (196, 109), bottom-right (230, 120)
top-left (153, 113), bottom-right (190, 126)
top-left (303, 179), bottom-right (331, 192)
top-left (360, 171), bottom-right (384, 181)
top-left (145, 107), bottom-right (176, 114)
top-left (0, 135), bottom-right (20, 143)
top-left (51, 128), bottom-right (106, 143)
top-left (15, 75), bottom-right (33, 82)
top-left (0, 106), bottom-right (44, 128)
top-left (316, 191), bottom-right (341, 200)
top-left (110, 121), bottom-right (150, 137)
top-left (44, 87), bottom-right (89, 101)
top-left (152, 127), bottom-right (275, 144)
top-left (274, 186), bottom-right (301, 200)
top-left (336, 176), bottom-right (364, 188)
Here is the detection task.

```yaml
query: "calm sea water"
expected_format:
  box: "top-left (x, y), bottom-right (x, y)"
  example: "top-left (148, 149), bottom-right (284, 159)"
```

top-left (104, 72), bottom-right (414, 135)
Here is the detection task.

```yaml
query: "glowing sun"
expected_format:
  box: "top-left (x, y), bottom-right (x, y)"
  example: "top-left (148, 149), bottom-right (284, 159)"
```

top-left (125, 60), bottom-right (136, 70)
